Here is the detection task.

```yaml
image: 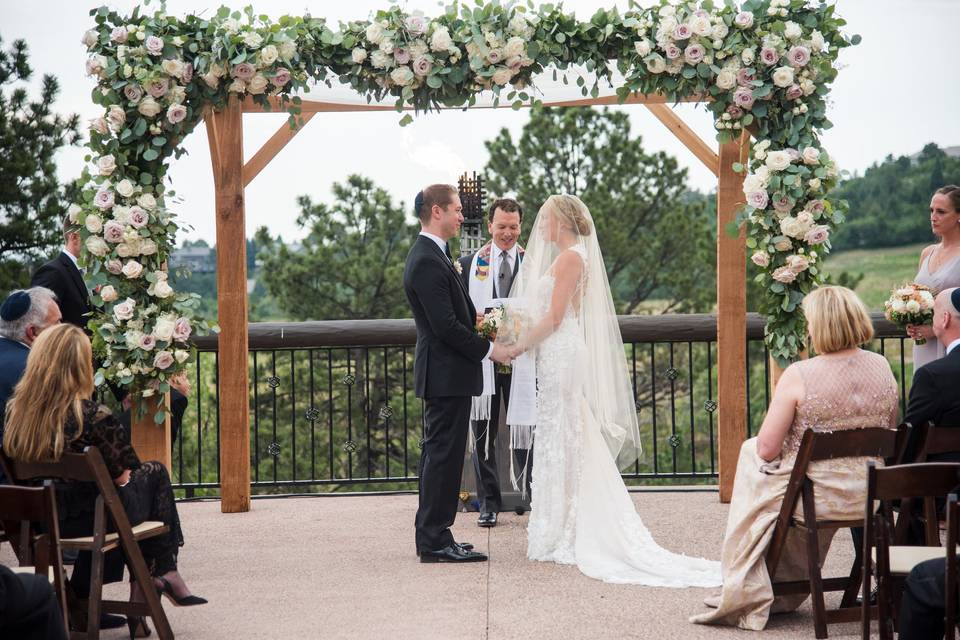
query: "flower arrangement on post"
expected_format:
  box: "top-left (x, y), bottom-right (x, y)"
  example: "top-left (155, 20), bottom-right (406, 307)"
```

top-left (884, 284), bottom-right (936, 345)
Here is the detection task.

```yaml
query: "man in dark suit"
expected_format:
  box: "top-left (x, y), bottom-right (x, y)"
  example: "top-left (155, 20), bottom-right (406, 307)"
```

top-left (903, 287), bottom-right (960, 463)
top-left (404, 184), bottom-right (512, 563)
top-left (458, 198), bottom-right (529, 527)
top-left (898, 557), bottom-right (949, 639)
top-left (30, 217), bottom-right (91, 330)
top-left (0, 564), bottom-right (68, 640)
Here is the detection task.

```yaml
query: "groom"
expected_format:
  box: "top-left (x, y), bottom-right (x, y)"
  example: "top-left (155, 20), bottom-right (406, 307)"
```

top-left (404, 184), bottom-right (512, 563)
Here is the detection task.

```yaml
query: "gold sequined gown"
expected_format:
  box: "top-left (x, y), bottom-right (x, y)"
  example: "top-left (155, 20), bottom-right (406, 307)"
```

top-left (690, 349), bottom-right (898, 630)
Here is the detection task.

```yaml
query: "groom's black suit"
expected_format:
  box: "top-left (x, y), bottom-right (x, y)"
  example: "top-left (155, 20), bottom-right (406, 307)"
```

top-left (404, 235), bottom-right (491, 552)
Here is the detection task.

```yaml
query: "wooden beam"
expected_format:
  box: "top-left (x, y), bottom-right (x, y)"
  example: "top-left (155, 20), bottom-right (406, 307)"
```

top-left (241, 92), bottom-right (708, 114)
top-left (644, 103), bottom-right (719, 176)
top-left (716, 131), bottom-right (750, 504)
top-left (130, 394), bottom-right (171, 472)
top-left (242, 112), bottom-right (316, 188)
top-left (206, 96), bottom-right (251, 513)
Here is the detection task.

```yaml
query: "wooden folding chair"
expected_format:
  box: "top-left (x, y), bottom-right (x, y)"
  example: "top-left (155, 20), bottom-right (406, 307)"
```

top-left (894, 423), bottom-right (960, 544)
top-left (863, 461), bottom-right (960, 640)
top-left (765, 427), bottom-right (901, 639)
top-left (0, 482), bottom-right (69, 635)
top-left (1, 447), bottom-right (174, 640)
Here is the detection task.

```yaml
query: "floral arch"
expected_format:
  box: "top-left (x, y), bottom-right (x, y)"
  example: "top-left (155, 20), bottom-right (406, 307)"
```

top-left (75, 0), bottom-right (855, 510)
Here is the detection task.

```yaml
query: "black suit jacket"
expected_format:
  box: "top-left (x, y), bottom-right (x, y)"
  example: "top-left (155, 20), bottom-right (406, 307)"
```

top-left (403, 235), bottom-right (490, 398)
top-left (30, 252), bottom-right (91, 330)
top-left (458, 245), bottom-right (522, 301)
top-left (903, 346), bottom-right (960, 463)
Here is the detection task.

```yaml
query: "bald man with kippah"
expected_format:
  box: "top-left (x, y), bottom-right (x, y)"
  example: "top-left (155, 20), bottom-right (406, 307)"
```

top-left (902, 287), bottom-right (960, 464)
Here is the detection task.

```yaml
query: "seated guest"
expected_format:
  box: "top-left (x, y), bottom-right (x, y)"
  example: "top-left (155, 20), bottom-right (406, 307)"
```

top-left (3, 325), bottom-right (206, 636)
top-left (0, 563), bottom-right (68, 640)
top-left (899, 557), bottom-right (948, 640)
top-left (0, 288), bottom-right (61, 442)
top-left (691, 286), bottom-right (898, 630)
top-left (902, 287), bottom-right (960, 463)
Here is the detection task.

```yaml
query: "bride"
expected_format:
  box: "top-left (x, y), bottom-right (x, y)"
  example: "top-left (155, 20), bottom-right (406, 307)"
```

top-left (503, 194), bottom-right (721, 587)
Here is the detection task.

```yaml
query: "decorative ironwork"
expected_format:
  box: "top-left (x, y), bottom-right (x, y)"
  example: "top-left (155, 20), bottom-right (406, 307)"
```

top-left (704, 399), bottom-right (718, 414)
top-left (341, 373), bottom-right (356, 386)
top-left (305, 407), bottom-right (321, 421)
top-left (665, 367), bottom-right (679, 381)
top-left (668, 434), bottom-right (681, 449)
top-left (634, 399), bottom-right (643, 411)
top-left (457, 171), bottom-right (486, 256)
top-left (266, 376), bottom-right (280, 389)
top-left (417, 438), bottom-right (425, 450)
top-left (378, 405), bottom-right (394, 420)
top-left (267, 441), bottom-right (281, 457)
top-left (343, 440), bottom-right (358, 453)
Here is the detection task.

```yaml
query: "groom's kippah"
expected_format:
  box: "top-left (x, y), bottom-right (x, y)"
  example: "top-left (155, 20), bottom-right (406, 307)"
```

top-left (0, 291), bottom-right (31, 322)
top-left (951, 288), bottom-right (960, 315)
top-left (414, 190), bottom-right (424, 217)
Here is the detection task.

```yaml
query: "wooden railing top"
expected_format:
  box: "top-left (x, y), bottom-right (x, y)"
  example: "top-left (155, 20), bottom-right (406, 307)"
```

top-left (190, 313), bottom-right (904, 351)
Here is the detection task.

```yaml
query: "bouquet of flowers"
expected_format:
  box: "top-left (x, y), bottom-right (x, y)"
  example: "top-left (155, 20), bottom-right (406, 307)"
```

top-left (884, 283), bottom-right (936, 345)
top-left (477, 306), bottom-right (504, 341)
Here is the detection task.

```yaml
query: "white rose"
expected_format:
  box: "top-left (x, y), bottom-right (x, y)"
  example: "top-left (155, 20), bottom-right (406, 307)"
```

top-left (780, 217), bottom-right (804, 239)
top-left (97, 154), bottom-right (116, 176)
top-left (810, 30), bottom-right (826, 53)
top-left (152, 313), bottom-right (177, 341)
top-left (222, 18), bottom-right (240, 34)
top-left (920, 290), bottom-right (935, 306)
top-left (279, 41), bottom-right (296, 61)
top-left (808, 178), bottom-right (822, 190)
top-left (202, 71), bottom-right (220, 89)
top-left (802, 147), bottom-right (821, 165)
top-left (379, 39), bottom-right (394, 54)
top-left (891, 299), bottom-right (906, 313)
top-left (774, 238), bottom-right (793, 252)
top-left (161, 59), bottom-right (184, 78)
top-left (634, 40), bottom-right (651, 57)
top-left (755, 165), bottom-right (772, 183)
top-left (715, 69), bottom-right (737, 90)
top-left (116, 179), bottom-right (135, 198)
top-left (430, 26), bottom-right (453, 53)
top-left (365, 22), bottom-right (384, 45)
top-left (691, 16), bottom-right (712, 36)
top-left (646, 56), bottom-right (666, 74)
top-left (152, 278), bottom-right (174, 298)
top-left (137, 194), bottom-right (157, 210)
top-left (100, 285), bottom-right (118, 303)
top-left (370, 50), bottom-right (390, 69)
top-left (113, 298), bottom-right (136, 322)
top-left (492, 67), bottom-right (513, 86)
top-left (784, 21), bottom-right (803, 41)
top-left (116, 243), bottom-right (135, 258)
top-left (84, 214), bottom-right (103, 234)
top-left (107, 105), bottom-right (126, 130)
top-left (390, 66), bottom-right (414, 87)
top-left (137, 96), bottom-right (162, 118)
top-left (85, 235), bottom-right (109, 257)
top-left (174, 350), bottom-right (190, 363)
top-left (741, 48), bottom-right (755, 66)
top-left (905, 300), bottom-right (921, 314)
top-left (765, 150), bottom-right (793, 172)
top-left (243, 32), bottom-right (263, 49)
top-left (139, 239), bottom-right (158, 255)
top-left (82, 30), bottom-right (98, 48)
top-left (503, 37), bottom-right (525, 59)
top-left (122, 260), bottom-right (144, 279)
top-left (247, 74), bottom-right (268, 95)
top-left (227, 79), bottom-right (246, 93)
top-left (352, 47), bottom-right (367, 64)
top-left (712, 23), bottom-right (729, 40)
top-left (742, 174), bottom-right (766, 194)
top-left (772, 66), bottom-right (795, 88)
top-left (68, 204), bottom-right (83, 223)
top-left (259, 44), bottom-right (279, 66)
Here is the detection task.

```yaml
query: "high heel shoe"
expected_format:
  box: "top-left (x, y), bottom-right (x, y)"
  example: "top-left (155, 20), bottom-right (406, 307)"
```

top-left (127, 616), bottom-right (152, 639)
top-left (156, 576), bottom-right (208, 607)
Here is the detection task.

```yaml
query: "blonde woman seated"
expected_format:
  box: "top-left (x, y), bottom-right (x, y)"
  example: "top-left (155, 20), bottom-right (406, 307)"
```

top-left (691, 286), bottom-right (898, 630)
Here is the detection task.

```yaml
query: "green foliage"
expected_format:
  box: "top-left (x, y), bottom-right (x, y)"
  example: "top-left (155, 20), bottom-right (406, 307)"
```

top-left (0, 36), bottom-right (81, 292)
top-left (484, 106), bottom-right (716, 313)
top-left (831, 144), bottom-right (960, 251)
top-left (255, 175), bottom-right (418, 320)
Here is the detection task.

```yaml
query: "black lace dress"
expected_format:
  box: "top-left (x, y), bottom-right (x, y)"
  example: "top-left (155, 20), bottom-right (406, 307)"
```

top-left (55, 400), bottom-right (184, 575)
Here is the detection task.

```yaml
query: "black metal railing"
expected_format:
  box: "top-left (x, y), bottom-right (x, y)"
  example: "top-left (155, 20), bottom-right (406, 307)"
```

top-left (170, 314), bottom-right (910, 496)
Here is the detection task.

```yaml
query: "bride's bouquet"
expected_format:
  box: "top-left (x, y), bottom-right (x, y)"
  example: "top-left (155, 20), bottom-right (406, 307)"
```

top-left (477, 306), bottom-right (504, 341)
top-left (884, 283), bottom-right (936, 345)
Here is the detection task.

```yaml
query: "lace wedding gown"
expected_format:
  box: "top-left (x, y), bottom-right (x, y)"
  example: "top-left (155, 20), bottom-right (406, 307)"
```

top-left (525, 246), bottom-right (721, 587)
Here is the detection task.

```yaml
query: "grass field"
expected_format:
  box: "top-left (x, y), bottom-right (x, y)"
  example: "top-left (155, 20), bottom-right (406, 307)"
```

top-left (822, 243), bottom-right (927, 311)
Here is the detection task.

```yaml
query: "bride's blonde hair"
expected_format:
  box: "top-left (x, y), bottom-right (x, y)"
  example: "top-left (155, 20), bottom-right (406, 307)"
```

top-left (543, 195), bottom-right (592, 236)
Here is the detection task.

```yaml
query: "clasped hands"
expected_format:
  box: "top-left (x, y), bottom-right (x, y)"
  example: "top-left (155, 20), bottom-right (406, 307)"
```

top-left (490, 341), bottom-right (527, 365)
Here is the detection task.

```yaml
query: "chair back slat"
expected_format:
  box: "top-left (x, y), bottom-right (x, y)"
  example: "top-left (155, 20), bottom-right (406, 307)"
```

top-left (0, 485), bottom-right (52, 523)
top-left (2, 450), bottom-right (99, 484)
top-left (808, 427), bottom-right (900, 462)
top-left (870, 462), bottom-right (960, 501)
top-left (923, 426), bottom-right (960, 457)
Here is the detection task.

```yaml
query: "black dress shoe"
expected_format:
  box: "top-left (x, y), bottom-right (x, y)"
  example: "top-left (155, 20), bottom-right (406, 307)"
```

top-left (477, 512), bottom-right (498, 527)
top-left (419, 544), bottom-right (488, 563)
top-left (416, 542), bottom-right (473, 557)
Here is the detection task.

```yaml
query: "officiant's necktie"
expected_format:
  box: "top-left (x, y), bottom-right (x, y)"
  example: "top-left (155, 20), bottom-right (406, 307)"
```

top-left (498, 250), bottom-right (513, 296)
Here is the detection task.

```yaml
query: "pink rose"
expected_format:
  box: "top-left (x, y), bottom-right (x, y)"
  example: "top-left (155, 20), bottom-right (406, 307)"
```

top-left (128, 206), bottom-right (149, 228)
top-left (788, 45), bottom-right (811, 68)
top-left (146, 79), bottom-right (168, 98)
top-left (760, 46), bottom-right (779, 66)
top-left (664, 44), bottom-right (681, 60)
top-left (751, 251), bottom-right (770, 267)
top-left (673, 24), bottom-right (692, 40)
top-left (182, 63), bottom-right (194, 83)
top-left (166, 104), bottom-right (187, 124)
top-left (807, 199), bottom-right (825, 214)
top-left (172, 317), bottom-right (192, 341)
top-left (733, 86), bottom-right (755, 109)
top-left (683, 43), bottom-right (705, 65)
top-left (89, 117), bottom-right (109, 135)
top-left (94, 189), bottom-right (115, 210)
top-left (785, 148), bottom-right (802, 162)
top-left (773, 195), bottom-right (794, 213)
top-left (734, 11), bottom-right (754, 28)
top-left (412, 56), bottom-right (433, 77)
top-left (394, 48), bottom-right (411, 65)
top-left (103, 220), bottom-right (124, 243)
top-left (747, 190), bottom-right (769, 209)
top-left (785, 254), bottom-right (810, 272)
top-left (124, 84), bottom-right (143, 103)
top-left (153, 351), bottom-right (174, 370)
top-left (772, 266), bottom-right (797, 283)
top-left (786, 84), bottom-right (803, 100)
top-left (725, 105), bottom-right (744, 119)
top-left (140, 334), bottom-right (156, 351)
top-left (145, 36), bottom-right (164, 56)
top-left (272, 68), bottom-right (291, 86)
top-left (487, 49), bottom-right (502, 64)
top-left (406, 15), bottom-right (427, 36)
top-left (112, 298), bottom-right (136, 322)
top-left (111, 27), bottom-right (129, 44)
top-left (804, 225), bottom-right (830, 245)
top-left (736, 68), bottom-right (755, 87)
top-left (106, 259), bottom-right (123, 275)
top-left (232, 63), bottom-right (256, 80)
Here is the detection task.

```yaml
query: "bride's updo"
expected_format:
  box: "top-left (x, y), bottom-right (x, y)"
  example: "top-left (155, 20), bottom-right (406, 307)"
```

top-left (545, 194), bottom-right (593, 236)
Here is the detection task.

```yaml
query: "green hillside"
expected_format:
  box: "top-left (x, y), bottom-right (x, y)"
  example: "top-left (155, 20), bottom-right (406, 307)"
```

top-left (822, 243), bottom-right (927, 311)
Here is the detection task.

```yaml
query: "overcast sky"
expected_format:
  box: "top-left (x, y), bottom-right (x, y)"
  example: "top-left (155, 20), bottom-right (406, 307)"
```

top-left (3, 0), bottom-right (959, 244)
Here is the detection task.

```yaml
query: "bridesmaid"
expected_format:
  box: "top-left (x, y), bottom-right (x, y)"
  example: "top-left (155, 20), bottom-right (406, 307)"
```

top-left (908, 185), bottom-right (960, 369)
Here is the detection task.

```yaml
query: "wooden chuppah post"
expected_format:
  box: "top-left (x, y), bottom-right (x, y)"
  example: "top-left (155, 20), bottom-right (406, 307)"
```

top-left (717, 131), bottom-right (750, 503)
top-left (205, 96), bottom-right (251, 513)
top-left (130, 397), bottom-right (172, 471)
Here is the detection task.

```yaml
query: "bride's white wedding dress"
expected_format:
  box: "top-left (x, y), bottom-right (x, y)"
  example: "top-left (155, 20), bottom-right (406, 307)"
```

top-left (525, 245), bottom-right (721, 587)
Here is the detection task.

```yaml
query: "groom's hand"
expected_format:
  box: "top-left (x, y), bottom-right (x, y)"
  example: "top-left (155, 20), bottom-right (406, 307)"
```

top-left (490, 342), bottom-right (512, 365)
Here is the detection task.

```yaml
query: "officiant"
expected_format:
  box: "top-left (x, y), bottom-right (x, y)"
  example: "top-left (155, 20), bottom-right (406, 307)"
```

top-left (458, 197), bottom-right (532, 527)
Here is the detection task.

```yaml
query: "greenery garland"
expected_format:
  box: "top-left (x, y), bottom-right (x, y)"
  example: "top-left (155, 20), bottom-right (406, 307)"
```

top-left (75, 0), bottom-right (856, 409)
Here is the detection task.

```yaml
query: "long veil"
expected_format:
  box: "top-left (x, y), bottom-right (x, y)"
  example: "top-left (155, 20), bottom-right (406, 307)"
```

top-left (505, 195), bottom-right (642, 471)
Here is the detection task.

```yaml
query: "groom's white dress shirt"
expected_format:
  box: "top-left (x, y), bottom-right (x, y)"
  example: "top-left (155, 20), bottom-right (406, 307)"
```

top-left (947, 338), bottom-right (960, 356)
top-left (418, 231), bottom-right (494, 359)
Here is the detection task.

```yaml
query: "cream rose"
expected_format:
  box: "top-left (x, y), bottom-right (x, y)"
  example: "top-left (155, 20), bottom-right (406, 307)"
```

top-left (122, 260), bottom-right (144, 279)
top-left (802, 146), bottom-right (821, 165)
top-left (259, 44), bottom-right (279, 66)
top-left (137, 194), bottom-right (157, 211)
top-left (430, 26), bottom-right (453, 52)
top-left (772, 66), bottom-right (795, 88)
top-left (390, 66), bottom-right (414, 87)
top-left (82, 30), bottom-right (99, 48)
top-left (774, 238), bottom-right (793, 252)
top-left (352, 47), bottom-right (367, 64)
top-left (765, 150), bottom-right (793, 172)
top-left (715, 69), bottom-right (737, 91)
top-left (247, 74), bottom-right (268, 95)
top-left (153, 313), bottom-right (177, 341)
top-left (492, 67), bottom-right (513, 86)
top-left (242, 32), bottom-right (263, 49)
top-left (780, 217), bottom-right (804, 239)
top-left (107, 105), bottom-right (126, 130)
top-left (503, 37), bottom-right (525, 59)
top-left (785, 254), bottom-right (810, 272)
top-left (116, 179), bottom-right (135, 198)
top-left (68, 204), bottom-right (83, 223)
top-left (772, 266), bottom-right (797, 283)
top-left (784, 21), bottom-right (803, 41)
top-left (138, 97), bottom-right (162, 118)
top-left (139, 239), bottom-right (158, 255)
top-left (100, 285), bottom-right (118, 303)
top-left (161, 58), bottom-right (184, 78)
top-left (113, 298), bottom-right (136, 322)
top-left (365, 22), bottom-right (385, 45)
top-left (106, 259), bottom-right (123, 275)
top-left (85, 236), bottom-right (109, 257)
top-left (751, 251), bottom-right (770, 267)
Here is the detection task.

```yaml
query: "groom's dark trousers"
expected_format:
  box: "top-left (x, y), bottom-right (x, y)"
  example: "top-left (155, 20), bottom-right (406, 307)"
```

top-left (404, 235), bottom-right (491, 552)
